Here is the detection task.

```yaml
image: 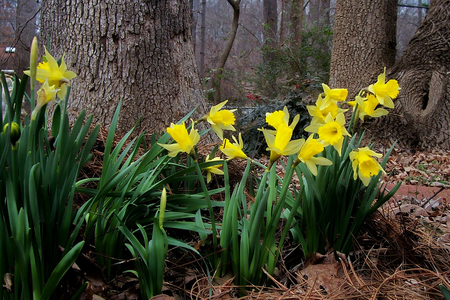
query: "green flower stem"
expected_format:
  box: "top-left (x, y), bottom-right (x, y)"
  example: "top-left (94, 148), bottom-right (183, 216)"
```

top-left (275, 168), bottom-right (303, 262)
top-left (266, 162), bottom-right (277, 224)
top-left (264, 157), bottom-right (296, 275)
top-left (250, 158), bottom-right (289, 184)
top-left (347, 102), bottom-right (359, 136)
top-left (193, 160), bottom-right (218, 269)
top-left (249, 167), bottom-right (269, 220)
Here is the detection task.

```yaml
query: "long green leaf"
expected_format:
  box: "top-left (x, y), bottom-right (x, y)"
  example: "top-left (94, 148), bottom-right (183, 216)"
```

top-left (39, 241), bottom-right (85, 300)
top-left (440, 284), bottom-right (450, 300)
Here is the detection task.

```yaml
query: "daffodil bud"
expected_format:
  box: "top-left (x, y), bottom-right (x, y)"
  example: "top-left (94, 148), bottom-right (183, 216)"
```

top-left (159, 188), bottom-right (167, 229)
top-left (3, 122), bottom-right (21, 146)
top-left (29, 37), bottom-right (38, 91)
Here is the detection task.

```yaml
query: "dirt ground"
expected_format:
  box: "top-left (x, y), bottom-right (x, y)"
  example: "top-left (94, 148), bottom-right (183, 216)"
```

top-left (388, 182), bottom-right (450, 201)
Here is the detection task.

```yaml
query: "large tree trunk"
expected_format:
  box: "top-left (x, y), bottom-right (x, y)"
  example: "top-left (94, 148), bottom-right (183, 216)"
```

top-left (190, 0), bottom-right (199, 53)
top-left (369, 0), bottom-right (450, 149)
top-left (40, 0), bottom-right (212, 138)
top-left (199, 0), bottom-right (206, 80)
top-left (329, 0), bottom-right (397, 98)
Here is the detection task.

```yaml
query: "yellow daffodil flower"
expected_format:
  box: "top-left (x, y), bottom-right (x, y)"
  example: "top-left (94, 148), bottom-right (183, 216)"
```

top-left (220, 133), bottom-right (247, 160)
top-left (266, 110), bottom-right (285, 129)
top-left (25, 47), bottom-right (77, 100)
top-left (31, 80), bottom-right (60, 120)
top-left (158, 121), bottom-right (200, 157)
top-left (307, 95), bottom-right (347, 124)
top-left (266, 106), bottom-right (300, 130)
top-left (203, 100), bottom-right (236, 140)
top-left (320, 83), bottom-right (348, 109)
top-left (349, 147), bottom-right (385, 186)
top-left (203, 156), bottom-right (224, 183)
top-left (262, 123), bottom-right (303, 163)
top-left (354, 94), bottom-right (389, 121)
top-left (305, 112), bottom-right (350, 156)
top-left (295, 135), bottom-right (332, 176)
top-left (37, 80), bottom-right (59, 104)
top-left (368, 68), bottom-right (399, 109)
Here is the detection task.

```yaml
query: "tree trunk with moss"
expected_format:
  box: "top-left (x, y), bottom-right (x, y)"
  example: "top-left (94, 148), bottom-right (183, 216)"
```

top-left (369, 0), bottom-right (450, 149)
top-left (40, 0), bottom-right (211, 137)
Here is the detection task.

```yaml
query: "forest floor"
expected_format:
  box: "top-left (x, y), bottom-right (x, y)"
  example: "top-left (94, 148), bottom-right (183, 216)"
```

top-left (74, 132), bottom-right (450, 300)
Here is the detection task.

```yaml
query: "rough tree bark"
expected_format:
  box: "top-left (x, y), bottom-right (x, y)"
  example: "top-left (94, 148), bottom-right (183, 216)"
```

top-left (369, 0), bottom-right (450, 149)
top-left (190, 0), bottom-right (199, 53)
top-left (199, 0), bottom-right (206, 79)
top-left (329, 0), bottom-right (397, 98)
top-left (210, 0), bottom-right (240, 103)
top-left (40, 0), bottom-right (212, 138)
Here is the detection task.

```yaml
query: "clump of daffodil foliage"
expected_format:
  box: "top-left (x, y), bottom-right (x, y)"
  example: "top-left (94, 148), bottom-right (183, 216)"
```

top-left (1, 37), bottom-right (93, 300)
top-left (158, 70), bottom-right (401, 287)
top-left (3, 37), bottom-right (199, 300)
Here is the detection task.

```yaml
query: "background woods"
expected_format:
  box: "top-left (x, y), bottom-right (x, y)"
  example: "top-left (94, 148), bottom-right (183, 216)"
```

top-left (1, 0), bottom-right (441, 148)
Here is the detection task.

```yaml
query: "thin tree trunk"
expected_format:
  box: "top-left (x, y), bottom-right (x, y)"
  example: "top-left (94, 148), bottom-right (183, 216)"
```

top-left (211, 0), bottom-right (240, 103)
top-left (308, 0), bottom-right (330, 25)
top-left (277, 0), bottom-right (288, 46)
top-left (263, 0), bottom-right (277, 63)
top-left (14, 0), bottom-right (39, 77)
top-left (291, 0), bottom-right (303, 48)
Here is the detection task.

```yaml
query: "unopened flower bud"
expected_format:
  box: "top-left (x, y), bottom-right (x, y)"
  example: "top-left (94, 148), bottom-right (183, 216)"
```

top-left (3, 122), bottom-right (21, 146)
top-left (30, 37), bottom-right (38, 91)
top-left (159, 188), bottom-right (167, 229)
